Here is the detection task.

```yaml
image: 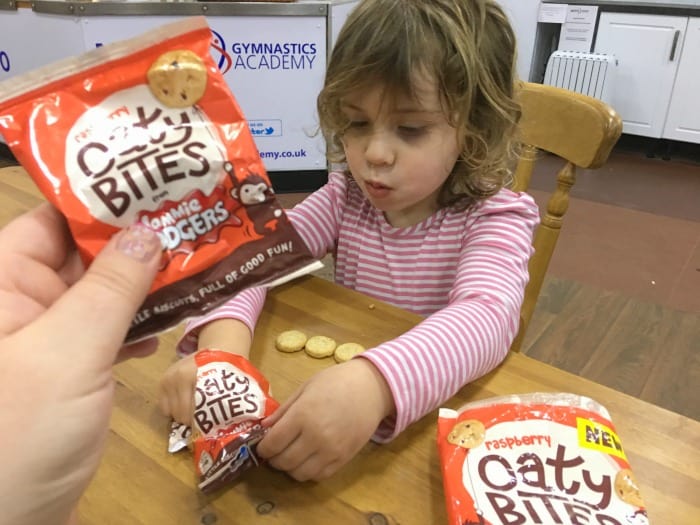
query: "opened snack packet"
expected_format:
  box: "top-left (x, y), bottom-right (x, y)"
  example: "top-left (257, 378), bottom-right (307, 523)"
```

top-left (0, 17), bottom-right (319, 342)
top-left (437, 393), bottom-right (648, 525)
top-left (168, 349), bottom-right (278, 493)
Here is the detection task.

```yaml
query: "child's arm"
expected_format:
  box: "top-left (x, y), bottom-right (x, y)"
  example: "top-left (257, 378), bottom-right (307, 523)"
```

top-left (196, 317), bottom-right (253, 357)
top-left (256, 192), bottom-right (539, 481)
top-left (158, 172), bottom-right (349, 425)
top-left (363, 192), bottom-right (540, 442)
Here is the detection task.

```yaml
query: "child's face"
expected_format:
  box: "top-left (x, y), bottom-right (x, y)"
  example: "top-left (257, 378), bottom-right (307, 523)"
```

top-left (340, 75), bottom-right (461, 228)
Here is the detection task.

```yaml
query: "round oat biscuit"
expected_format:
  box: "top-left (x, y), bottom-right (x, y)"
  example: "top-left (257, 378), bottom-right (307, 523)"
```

top-left (333, 342), bottom-right (365, 363)
top-left (304, 335), bottom-right (337, 359)
top-left (614, 468), bottom-right (645, 507)
top-left (147, 49), bottom-right (208, 108)
top-left (275, 330), bottom-right (308, 353)
top-left (447, 419), bottom-right (486, 449)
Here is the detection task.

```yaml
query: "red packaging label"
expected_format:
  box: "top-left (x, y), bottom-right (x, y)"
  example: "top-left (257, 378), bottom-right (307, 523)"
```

top-left (0, 17), bottom-right (317, 342)
top-left (168, 349), bottom-right (279, 493)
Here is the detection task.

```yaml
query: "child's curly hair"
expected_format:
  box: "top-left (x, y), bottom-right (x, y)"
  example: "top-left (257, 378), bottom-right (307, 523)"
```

top-left (317, 0), bottom-right (521, 210)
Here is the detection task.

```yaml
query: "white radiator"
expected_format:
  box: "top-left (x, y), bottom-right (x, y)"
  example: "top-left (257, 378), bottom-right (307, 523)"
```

top-left (543, 51), bottom-right (617, 105)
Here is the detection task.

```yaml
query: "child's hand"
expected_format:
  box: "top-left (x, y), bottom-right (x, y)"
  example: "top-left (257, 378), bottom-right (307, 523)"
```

top-left (158, 353), bottom-right (198, 425)
top-left (256, 359), bottom-right (395, 482)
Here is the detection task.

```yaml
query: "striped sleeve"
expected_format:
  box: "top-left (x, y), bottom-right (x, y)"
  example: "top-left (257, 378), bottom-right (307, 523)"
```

top-left (175, 173), bottom-right (348, 355)
top-left (360, 193), bottom-right (539, 442)
top-left (282, 171), bottom-right (348, 257)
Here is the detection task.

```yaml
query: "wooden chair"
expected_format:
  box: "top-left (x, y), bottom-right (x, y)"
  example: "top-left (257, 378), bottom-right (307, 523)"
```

top-left (509, 82), bottom-right (623, 352)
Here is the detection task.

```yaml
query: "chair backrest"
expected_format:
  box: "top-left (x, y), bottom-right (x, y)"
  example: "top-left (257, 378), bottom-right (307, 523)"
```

top-left (509, 82), bottom-right (623, 352)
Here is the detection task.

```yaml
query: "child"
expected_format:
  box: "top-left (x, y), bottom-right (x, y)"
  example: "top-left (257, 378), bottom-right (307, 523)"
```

top-left (159, 0), bottom-right (539, 482)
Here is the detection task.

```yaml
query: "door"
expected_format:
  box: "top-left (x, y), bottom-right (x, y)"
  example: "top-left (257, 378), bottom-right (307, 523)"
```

top-left (663, 17), bottom-right (700, 144)
top-left (594, 12), bottom-right (687, 138)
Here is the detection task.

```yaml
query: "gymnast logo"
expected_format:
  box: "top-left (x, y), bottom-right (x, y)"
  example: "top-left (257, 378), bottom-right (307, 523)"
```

top-left (210, 30), bottom-right (233, 75)
top-left (0, 50), bottom-right (10, 73)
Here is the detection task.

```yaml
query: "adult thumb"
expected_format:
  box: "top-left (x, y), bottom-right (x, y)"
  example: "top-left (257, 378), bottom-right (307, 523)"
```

top-left (36, 224), bottom-right (162, 369)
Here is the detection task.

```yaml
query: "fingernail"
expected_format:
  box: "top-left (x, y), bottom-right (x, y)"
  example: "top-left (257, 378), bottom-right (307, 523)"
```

top-left (117, 223), bottom-right (162, 262)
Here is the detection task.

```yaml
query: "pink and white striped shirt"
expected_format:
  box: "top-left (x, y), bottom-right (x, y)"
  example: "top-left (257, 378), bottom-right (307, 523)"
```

top-left (178, 171), bottom-right (539, 442)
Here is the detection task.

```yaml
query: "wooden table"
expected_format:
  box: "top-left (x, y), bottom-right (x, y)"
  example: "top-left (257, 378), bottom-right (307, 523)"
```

top-left (0, 167), bottom-right (700, 525)
top-left (74, 275), bottom-right (700, 524)
top-left (0, 164), bottom-right (697, 523)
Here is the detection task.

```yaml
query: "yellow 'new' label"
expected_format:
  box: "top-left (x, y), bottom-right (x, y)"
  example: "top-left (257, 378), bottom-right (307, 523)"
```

top-left (577, 418), bottom-right (627, 461)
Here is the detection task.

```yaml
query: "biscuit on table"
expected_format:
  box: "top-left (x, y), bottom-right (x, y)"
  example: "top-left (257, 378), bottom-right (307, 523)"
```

top-left (147, 49), bottom-right (208, 108)
top-left (447, 419), bottom-right (486, 449)
top-left (333, 342), bottom-right (365, 363)
top-left (275, 330), bottom-right (308, 353)
top-left (614, 468), bottom-right (645, 507)
top-left (304, 335), bottom-right (337, 358)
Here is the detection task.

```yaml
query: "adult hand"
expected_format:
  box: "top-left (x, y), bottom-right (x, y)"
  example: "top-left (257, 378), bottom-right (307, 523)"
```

top-left (256, 358), bottom-right (395, 482)
top-left (0, 204), bottom-right (162, 525)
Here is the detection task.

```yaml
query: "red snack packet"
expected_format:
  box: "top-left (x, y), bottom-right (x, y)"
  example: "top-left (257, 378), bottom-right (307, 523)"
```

top-left (0, 17), bottom-right (318, 343)
top-left (437, 393), bottom-right (648, 525)
top-left (168, 349), bottom-right (279, 493)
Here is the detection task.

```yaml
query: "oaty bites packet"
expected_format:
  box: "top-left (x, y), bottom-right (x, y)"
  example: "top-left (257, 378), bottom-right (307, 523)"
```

top-left (437, 393), bottom-right (649, 525)
top-left (0, 17), bottom-right (319, 342)
top-left (168, 349), bottom-right (279, 493)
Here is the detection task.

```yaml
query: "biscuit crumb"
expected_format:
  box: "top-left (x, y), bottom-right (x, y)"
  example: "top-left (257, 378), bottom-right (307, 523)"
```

top-left (368, 304), bottom-right (376, 309)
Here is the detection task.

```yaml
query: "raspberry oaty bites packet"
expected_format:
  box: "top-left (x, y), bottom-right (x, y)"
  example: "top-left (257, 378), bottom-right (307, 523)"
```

top-left (438, 393), bottom-right (649, 525)
top-left (0, 17), bottom-right (320, 342)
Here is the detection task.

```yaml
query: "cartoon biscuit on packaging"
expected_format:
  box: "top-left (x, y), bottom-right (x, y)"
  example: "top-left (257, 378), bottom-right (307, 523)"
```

top-left (447, 419), bottom-right (485, 449)
top-left (615, 468), bottom-right (645, 507)
top-left (147, 49), bottom-right (208, 108)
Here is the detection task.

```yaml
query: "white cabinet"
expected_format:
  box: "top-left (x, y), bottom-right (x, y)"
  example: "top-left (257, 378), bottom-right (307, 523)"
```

top-left (594, 12), bottom-right (688, 139)
top-left (663, 17), bottom-right (700, 143)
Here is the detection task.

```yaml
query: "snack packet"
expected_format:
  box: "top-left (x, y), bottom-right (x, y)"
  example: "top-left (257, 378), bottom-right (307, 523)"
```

top-left (0, 17), bottom-right (319, 343)
top-left (437, 393), bottom-right (648, 525)
top-left (168, 349), bottom-right (279, 493)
